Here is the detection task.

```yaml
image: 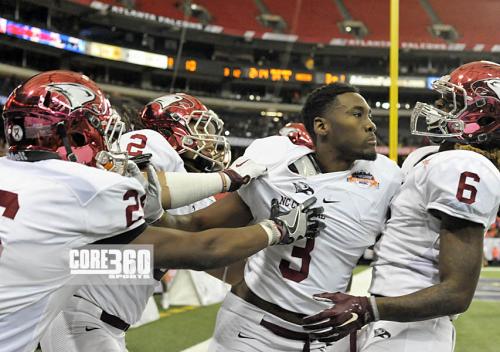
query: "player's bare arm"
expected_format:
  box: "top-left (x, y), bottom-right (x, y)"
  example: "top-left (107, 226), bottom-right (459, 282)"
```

top-left (302, 211), bottom-right (484, 342)
top-left (155, 192), bottom-right (253, 231)
top-left (375, 211), bottom-right (484, 321)
top-left (131, 224), bottom-right (268, 270)
top-left (133, 196), bottom-right (324, 269)
top-left (154, 192), bottom-right (254, 283)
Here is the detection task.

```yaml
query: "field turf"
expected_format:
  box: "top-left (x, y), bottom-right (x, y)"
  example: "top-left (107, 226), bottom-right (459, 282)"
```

top-left (126, 268), bottom-right (500, 352)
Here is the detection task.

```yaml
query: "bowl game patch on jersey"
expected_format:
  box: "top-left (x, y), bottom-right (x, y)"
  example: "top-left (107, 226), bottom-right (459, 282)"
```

top-left (347, 171), bottom-right (379, 189)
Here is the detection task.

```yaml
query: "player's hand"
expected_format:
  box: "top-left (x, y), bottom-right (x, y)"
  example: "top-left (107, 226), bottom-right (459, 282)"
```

top-left (270, 196), bottom-right (324, 245)
top-left (221, 156), bottom-right (268, 192)
top-left (302, 292), bottom-right (376, 342)
top-left (126, 162), bottom-right (164, 224)
top-left (126, 160), bottom-right (147, 188)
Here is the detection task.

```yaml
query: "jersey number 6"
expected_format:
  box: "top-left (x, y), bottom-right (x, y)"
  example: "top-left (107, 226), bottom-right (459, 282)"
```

top-left (456, 171), bottom-right (480, 205)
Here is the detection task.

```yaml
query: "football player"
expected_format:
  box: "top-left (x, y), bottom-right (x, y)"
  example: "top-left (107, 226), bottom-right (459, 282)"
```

top-left (161, 82), bottom-right (403, 351)
top-left (302, 61), bottom-right (500, 352)
top-left (41, 93), bottom-right (255, 351)
top-left (0, 70), bottom-right (324, 352)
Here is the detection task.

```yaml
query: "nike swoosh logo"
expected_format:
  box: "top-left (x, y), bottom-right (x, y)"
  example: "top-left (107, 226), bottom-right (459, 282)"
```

top-left (235, 159), bottom-right (250, 167)
top-left (323, 198), bottom-right (340, 204)
top-left (287, 208), bottom-right (301, 234)
top-left (338, 313), bottom-right (359, 328)
top-left (85, 327), bottom-right (99, 331)
top-left (237, 332), bottom-right (256, 339)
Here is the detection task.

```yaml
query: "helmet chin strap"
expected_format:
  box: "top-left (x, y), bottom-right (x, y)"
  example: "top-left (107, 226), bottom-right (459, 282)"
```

top-left (56, 122), bottom-right (77, 162)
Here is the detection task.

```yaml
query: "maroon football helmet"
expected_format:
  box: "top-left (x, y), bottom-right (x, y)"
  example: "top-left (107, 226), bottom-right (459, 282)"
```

top-left (2, 70), bottom-right (126, 171)
top-left (279, 122), bottom-right (315, 150)
top-left (140, 93), bottom-right (230, 171)
top-left (411, 61), bottom-right (500, 146)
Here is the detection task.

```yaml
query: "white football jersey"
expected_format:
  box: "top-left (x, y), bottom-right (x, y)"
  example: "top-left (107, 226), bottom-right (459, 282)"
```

top-left (0, 157), bottom-right (146, 352)
top-left (370, 149), bottom-right (500, 297)
top-left (76, 129), bottom-right (214, 324)
top-left (401, 145), bottom-right (439, 182)
top-left (119, 129), bottom-right (209, 215)
top-left (238, 136), bottom-right (402, 314)
top-left (119, 129), bottom-right (184, 172)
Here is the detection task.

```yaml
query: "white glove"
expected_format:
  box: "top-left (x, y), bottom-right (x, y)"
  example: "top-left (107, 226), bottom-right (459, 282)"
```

top-left (221, 156), bottom-right (268, 192)
top-left (126, 162), bottom-right (164, 224)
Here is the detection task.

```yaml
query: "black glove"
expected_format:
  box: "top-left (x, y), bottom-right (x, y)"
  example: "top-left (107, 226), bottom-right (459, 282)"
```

top-left (302, 292), bottom-right (376, 342)
top-left (270, 196), bottom-right (324, 245)
top-left (130, 153), bottom-right (152, 170)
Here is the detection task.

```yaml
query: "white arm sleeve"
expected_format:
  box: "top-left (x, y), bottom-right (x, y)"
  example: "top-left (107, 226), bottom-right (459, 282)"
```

top-left (163, 172), bottom-right (224, 209)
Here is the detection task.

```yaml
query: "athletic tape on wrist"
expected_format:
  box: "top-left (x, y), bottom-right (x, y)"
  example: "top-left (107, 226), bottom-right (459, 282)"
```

top-left (164, 172), bottom-right (224, 208)
top-left (369, 296), bottom-right (380, 321)
top-left (218, 172), bottom-right (231, 192)
top-left (258, 220), bottom-right (282, 246)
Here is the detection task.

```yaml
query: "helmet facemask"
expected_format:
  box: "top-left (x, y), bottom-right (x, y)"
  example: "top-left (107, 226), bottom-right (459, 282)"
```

top-left (180, 109), bottom-right (231, 172)
top-left (95, 108), bottom-right (129, 175)
top-left (411, 61), bottom-right (500, 147)
top-left (410, 76), bottom-right (467, 141)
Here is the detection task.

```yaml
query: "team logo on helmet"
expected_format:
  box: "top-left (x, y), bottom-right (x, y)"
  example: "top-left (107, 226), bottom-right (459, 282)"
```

top-left (473, 79), bottom-right (500, 100)
top-left (153, 95), bottom-right (184, 110)
top-left (45, 83), bottom-right (96, 111)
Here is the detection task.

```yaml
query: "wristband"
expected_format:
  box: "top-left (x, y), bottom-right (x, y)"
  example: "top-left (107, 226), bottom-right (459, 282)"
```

top-left (218, 172), bottom-right (231, 192)
top-left (258, 220), bottom-right (282, 246)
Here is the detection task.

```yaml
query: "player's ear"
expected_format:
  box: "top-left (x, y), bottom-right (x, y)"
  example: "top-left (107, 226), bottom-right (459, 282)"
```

top-left (313, 117), bottom-right (329, 137)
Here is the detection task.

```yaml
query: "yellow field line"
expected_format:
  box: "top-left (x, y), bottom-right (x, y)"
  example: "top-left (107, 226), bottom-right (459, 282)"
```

top-left (159, 305), bottom-right (198, 319)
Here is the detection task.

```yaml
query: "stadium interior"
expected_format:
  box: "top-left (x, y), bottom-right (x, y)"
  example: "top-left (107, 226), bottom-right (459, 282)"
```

top-left (0, 1), bottom-right (499, 351)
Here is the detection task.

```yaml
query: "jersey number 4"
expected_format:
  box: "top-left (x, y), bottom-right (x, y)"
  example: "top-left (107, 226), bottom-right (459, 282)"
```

top-left (456, 171), bottom-right (480, 204)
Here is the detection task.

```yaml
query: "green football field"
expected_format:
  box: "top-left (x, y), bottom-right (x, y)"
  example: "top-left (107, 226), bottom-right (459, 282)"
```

top-left (126, 267), bottom-right (500, 352)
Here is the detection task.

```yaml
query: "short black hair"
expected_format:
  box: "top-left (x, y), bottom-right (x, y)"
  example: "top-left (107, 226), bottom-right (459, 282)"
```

top-left (300, 82), bottom-right (360, 141)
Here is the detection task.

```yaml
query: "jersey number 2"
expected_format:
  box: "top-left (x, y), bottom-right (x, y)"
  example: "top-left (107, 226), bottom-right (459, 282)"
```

top-left (127, 134), bottom-right (148, 157)
top-left (279, 238), bottom-right (315, 282)
top-left (456, 171), bottom-right (480, 204)
top-left (124, 190), bottom-right (145, 227)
